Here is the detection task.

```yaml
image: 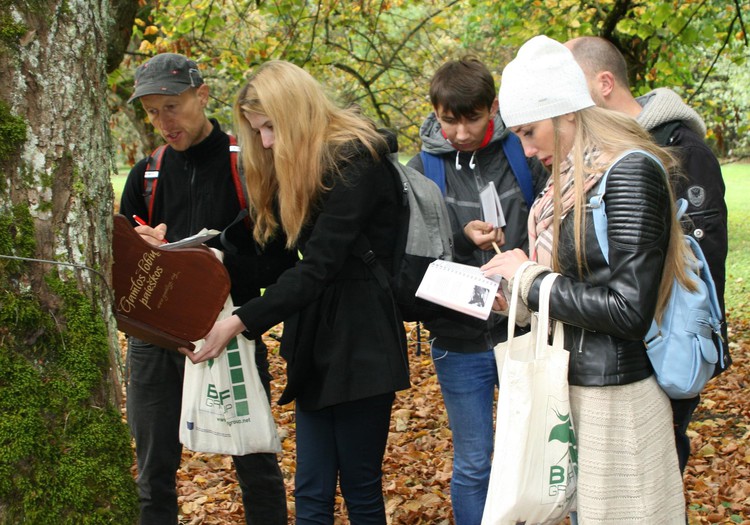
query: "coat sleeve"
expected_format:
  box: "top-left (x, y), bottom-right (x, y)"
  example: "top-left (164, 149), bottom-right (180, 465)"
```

top-left (527, 154), bottom-right (672, 340)
top-left (233, 156), bottom-right (391, 339)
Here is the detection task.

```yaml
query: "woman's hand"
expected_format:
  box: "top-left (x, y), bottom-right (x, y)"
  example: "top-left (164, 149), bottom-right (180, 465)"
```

top-left (179, 314), bottom-right (247, 364)
top-left (464, 220), bottom-right (505, 251)
top-left (135, 223), bottom-right (168, 246)
top-left (481, 248), bottom-right (530, 281)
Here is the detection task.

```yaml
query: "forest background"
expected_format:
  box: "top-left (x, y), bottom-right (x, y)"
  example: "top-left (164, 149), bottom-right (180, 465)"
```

top-left (0, 1), bottom-right (749, 524)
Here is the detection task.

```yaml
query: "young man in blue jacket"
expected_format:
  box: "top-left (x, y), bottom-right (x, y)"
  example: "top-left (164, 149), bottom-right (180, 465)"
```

top-left (120, 53), bottom-right (297, 525)
top-left (407, 56), bottom-right (548, 525)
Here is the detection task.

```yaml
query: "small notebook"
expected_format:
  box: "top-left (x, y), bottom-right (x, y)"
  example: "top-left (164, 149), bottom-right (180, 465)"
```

top-left (415, 259), bottom-right (501, 320)
top-left (479, 181), bottom-right (506, 228)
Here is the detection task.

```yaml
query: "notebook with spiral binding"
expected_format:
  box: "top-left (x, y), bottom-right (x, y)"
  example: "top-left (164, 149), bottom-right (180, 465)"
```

top-left (415, 259), bottom-right (502, 320)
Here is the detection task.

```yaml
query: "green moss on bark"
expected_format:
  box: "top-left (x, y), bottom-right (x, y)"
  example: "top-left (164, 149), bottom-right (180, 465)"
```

top-left (0, 207), bottom-right (139, 524)
top-left (0, 101), bottom-right (27, 164)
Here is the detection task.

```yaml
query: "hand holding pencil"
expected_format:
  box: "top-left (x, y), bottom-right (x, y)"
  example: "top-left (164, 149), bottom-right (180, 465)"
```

top-left (463, 220), bottom-right (505, 253)
top-left (132, 214), bottom-right (169, 246)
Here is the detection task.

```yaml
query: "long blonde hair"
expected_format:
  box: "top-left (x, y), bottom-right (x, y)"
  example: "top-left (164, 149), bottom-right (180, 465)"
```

top-left (233, 60), bottom-right (387, 248)
top-left (549, 106), bottom-right (695, 321)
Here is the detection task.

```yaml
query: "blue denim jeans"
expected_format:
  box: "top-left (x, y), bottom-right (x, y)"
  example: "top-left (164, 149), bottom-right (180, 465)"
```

top-left (431, 345), bottom-right (498, 525)
top-left (294, 393), bottom-right (395, 525)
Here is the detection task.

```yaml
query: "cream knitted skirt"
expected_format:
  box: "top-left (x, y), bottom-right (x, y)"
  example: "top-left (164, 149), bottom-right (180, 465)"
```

top-left (569, 376), bottom-right (686, 524)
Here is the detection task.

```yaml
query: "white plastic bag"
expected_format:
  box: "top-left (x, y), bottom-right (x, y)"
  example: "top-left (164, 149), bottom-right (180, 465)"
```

top-left (179, 295), bottom-right (281, 455)
top-left (482, 271), bottom-right (577, 525)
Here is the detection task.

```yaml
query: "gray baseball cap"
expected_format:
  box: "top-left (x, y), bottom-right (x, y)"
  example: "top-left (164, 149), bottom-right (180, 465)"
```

top-left (128, 53), bottom-right (204, 103)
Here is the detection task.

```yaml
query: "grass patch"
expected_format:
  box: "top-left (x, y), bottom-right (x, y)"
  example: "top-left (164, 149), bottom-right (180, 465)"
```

top-left (722, 162), bottom-right (750, 322)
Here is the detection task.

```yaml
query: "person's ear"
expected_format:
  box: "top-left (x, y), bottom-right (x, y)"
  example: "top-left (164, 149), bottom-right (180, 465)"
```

top-left (490, 98), bottom-right (499, 119)
top-left (196, 83), bottom-right (210, 107)
top-left (597, 71), bottom-right (616, 99)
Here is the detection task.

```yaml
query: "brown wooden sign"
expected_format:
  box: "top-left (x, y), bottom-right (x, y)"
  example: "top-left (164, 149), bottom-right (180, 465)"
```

top-left (112, 214), bottom-right (230, 350)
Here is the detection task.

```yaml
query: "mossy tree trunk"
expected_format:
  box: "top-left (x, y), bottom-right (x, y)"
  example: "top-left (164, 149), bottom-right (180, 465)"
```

top-left (0, 1), bottom-right (139, 523)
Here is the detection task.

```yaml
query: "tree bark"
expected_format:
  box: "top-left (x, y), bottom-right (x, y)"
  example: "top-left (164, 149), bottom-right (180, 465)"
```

top-left (0, 1), bottom-right (139, 522)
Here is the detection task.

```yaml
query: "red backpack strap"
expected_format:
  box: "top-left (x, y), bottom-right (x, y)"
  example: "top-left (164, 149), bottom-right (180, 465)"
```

top-left (143, 145), bottom-right (168, 225)
top-left (228, 135), bottom-right (247, 210)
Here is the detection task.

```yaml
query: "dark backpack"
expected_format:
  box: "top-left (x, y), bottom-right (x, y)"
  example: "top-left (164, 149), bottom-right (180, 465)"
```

top-left (590, 149), bottom-right (725, 399)
top-left (420, 132), bottom-right (535, 207)
top-left (356, 154), bottom-right (454, 323)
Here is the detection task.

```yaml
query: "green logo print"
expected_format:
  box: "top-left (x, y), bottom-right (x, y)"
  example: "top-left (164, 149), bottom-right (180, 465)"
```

top-left (224, 337), bottom-right (250, 417)
top-left (548, 407), bottom-right (578, 487)
top-left (203, 337), bottom-right (250, 417)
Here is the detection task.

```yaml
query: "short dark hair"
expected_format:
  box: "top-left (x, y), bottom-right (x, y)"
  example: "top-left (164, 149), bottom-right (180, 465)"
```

top-left (429, 56), bottom-right (496, 118)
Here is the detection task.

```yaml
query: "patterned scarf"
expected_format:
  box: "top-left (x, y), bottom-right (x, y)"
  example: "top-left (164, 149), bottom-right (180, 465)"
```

top-left (528, 148), bottom-right (607, 267)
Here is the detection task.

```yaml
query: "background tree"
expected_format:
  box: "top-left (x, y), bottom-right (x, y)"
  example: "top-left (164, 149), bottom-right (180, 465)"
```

top-left (110, 0), bottom-right (748, 161)
top-left (0, 1), bottom-right (139, 522)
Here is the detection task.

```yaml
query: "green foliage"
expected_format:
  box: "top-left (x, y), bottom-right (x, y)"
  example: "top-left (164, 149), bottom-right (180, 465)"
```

top-left (109, 0), bottom-right (749, 159)
top-left (0, 212), bottom-right (138, 523)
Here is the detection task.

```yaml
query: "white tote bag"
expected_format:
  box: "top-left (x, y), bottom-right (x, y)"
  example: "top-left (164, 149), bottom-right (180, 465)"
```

top-left (482, 271), bottom-right (577, 525)
top-left (180, 295), bottom-right (282, 456)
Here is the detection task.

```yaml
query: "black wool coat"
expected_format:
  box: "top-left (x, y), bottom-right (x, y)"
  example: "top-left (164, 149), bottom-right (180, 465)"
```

top-left (235, 140), bottom-right (410, 411)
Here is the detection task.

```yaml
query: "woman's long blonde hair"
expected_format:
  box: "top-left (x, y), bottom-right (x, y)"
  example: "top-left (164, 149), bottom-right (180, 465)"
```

top-left (549, 106), bottom-right (695, 321)
top-left (233, 60), bottom-right (387, 248)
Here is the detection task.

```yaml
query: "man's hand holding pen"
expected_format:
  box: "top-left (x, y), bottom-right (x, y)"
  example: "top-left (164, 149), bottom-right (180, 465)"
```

top-left (132, 214), bottom-right (169, 246)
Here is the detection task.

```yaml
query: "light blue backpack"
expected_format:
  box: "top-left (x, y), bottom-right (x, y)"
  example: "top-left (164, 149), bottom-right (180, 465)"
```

top-left (589, 150), bottom-right (725, 399)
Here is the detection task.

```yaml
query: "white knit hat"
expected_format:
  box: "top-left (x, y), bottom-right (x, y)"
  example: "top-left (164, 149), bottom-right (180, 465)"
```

top-left (499, 35), bottom-right (595, 128)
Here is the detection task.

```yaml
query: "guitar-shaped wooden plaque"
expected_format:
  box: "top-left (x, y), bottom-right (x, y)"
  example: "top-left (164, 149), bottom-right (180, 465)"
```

top-left (112, 214), bottom-right (231, 350)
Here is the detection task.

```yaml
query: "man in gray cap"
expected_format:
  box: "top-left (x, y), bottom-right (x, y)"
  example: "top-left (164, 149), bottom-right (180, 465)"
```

top-left (119, 52), bottom-right (296, 525)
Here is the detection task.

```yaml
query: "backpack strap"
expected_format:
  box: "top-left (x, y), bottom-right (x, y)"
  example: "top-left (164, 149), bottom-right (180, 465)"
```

top-left (588, 149), bottom-right (667, 343)
top-left (228, 134), bottom-right (248, 210)
top-left (420, 151), bottom-right (446, 195)
top-left (589, 149), bottom-right (665, 263)
top-left (501, 133), bottom-right (535, 209)
top-left (143, 145), bottom-right (168, 225)
top-left (422, 135), bottom-right (534, 208)
top-left (142, 137), bottom-right (248, 226)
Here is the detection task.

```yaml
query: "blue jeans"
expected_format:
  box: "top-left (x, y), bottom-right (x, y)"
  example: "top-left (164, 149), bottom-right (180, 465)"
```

top-left (294, 393), bottom-right (395, 525)
top-left (126, 338), bottom-right (287, 525)
top-left (431, 346), bottom-right (498, 525)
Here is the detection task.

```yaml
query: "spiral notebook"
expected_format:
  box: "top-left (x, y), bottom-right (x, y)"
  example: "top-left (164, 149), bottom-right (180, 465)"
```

top-left (415, 259), bottom-right (502, 320)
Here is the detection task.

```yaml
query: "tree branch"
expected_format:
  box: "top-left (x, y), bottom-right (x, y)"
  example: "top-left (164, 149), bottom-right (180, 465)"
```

top-left (688, 13), bottom-right (737, 103)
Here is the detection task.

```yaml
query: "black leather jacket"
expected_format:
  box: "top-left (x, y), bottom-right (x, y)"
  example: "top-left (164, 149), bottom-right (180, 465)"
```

top-left (527, 153), bottom-right (671, 387)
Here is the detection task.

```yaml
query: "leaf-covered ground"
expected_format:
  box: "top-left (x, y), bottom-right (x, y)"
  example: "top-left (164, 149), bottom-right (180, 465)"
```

top-left (122, 318), bottom-right (750, 524)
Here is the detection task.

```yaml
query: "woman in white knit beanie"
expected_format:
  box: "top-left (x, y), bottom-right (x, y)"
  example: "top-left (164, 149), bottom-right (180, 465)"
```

top-left (482, 35), bottom-right (689, 524)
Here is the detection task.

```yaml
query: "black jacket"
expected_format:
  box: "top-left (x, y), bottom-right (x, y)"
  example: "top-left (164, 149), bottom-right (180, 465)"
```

top-left (527, 153), bottom-right (671, 387)
top-left (234, 136), bottom-right (410, 411)
top-left (119, 119), bottom-right (298, 308)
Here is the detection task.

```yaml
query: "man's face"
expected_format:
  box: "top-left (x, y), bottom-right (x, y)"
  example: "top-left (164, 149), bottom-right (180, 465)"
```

top-left (435, 100), bottom-right (497, 152)
top-left (139, 85), bottom-right (211, 151)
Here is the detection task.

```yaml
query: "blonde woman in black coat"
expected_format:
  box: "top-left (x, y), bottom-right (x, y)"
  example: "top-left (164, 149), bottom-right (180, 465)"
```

top-left (180, 60), bottom-right (410, 525)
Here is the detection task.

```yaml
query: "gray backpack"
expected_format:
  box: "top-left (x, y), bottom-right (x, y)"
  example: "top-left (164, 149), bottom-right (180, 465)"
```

top-left (357, 154), bottom-right (454, 322)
